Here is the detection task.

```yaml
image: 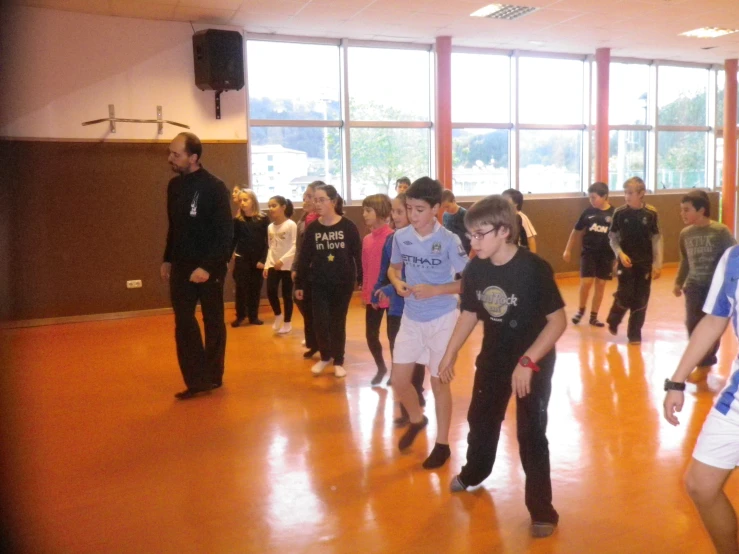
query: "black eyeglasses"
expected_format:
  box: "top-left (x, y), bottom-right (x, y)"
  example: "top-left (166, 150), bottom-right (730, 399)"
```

top-left (465, 228), bottom-right (498, 241)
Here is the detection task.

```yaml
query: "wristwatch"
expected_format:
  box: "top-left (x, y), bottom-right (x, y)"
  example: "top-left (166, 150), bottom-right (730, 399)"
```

top-left (519, 356), bottom-right (540, 372)
top-left (664, 379), bottom-right (686, 392)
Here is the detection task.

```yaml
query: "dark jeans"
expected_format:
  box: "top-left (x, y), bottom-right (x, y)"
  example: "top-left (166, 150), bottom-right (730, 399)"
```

top-left (607, 262), bottom-right (652, 341)
top-left (312, 281), bottom-right (354, 366)
top-left (387, 314), bottom-right (425, 397)
top-left (295, 282), bottom-right (317, 350)
top-left (266, 268), bottom-right (293, 322)
top-left (170, 264), bottom-right (227, 390)
top-left (685, 284), bottom-right (720, 366)
top-left (459, 354), bottom-right (558, 525)
top-left (233, 257), bottom-right (263, 322)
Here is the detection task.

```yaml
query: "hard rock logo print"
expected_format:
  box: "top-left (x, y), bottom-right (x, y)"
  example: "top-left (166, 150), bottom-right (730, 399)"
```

top-left (477, 286), bottom-right (518, 320)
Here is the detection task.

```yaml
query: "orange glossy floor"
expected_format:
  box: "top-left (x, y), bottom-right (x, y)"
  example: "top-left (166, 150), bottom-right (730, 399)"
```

top-left (2, 268), bottom-right (739, 553)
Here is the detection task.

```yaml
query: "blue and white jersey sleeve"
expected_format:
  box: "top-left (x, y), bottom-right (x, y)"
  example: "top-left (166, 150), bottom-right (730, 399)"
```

top-left (703, 246), bottom-right (739, 319)
top-left (390, 231), bottom-right (403, 265)
top-left (448, 232), bottom-right (469, 274)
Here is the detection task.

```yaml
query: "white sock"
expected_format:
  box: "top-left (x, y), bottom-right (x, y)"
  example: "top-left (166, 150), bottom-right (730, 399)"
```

top-left (311, 359), bottom-right (331, 375)
top-left (278, 322), bottom-right (292, 334)
top-left (272, 314), bottom-right (283, 331)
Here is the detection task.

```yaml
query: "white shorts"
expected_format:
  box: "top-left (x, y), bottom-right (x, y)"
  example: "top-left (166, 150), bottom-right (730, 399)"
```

top-left (393, 309), bottom-right (459, 378)
top-left (693, 408), bottom-right (739, 470)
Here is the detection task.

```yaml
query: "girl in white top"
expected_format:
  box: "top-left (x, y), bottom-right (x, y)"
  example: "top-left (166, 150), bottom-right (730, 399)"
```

top-left (264, 195), bottom-right (297, 334)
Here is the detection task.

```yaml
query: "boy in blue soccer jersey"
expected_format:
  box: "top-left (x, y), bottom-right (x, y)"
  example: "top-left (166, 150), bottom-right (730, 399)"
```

top-left (664, 245), bottom-right (739, 554)
top-left (388, 177), bottom-right (470, 469)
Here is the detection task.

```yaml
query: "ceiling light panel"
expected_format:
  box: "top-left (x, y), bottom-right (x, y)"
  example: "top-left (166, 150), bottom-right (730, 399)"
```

top-left (470, 4), bottom-right (538, 21)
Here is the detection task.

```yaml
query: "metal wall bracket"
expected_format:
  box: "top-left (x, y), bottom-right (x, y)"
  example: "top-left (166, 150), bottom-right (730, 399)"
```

top-left (215, 91), bottom-right (223, 120)
top-left (81, 105), bottom-right (190, 132)
top-left (108, 104), bottom-right (116, 133)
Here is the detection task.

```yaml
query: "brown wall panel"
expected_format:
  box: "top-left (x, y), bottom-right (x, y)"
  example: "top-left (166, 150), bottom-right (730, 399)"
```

top-left (0, 140), bottom-right (723, 323)
top-left (1, 140), bottom-right (247, 321)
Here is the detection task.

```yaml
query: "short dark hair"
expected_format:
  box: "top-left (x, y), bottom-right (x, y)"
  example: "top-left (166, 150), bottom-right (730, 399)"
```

top-left (406, 177), bottom-right (443, 208)
top-left (178, 132), bottom-right (202, 162)
top-left (396, 177), bottom-right (411, 189)
top-left (441, 189), bottom-right (456, 203)
top-left (465, 195), bottom-right (519, 245)
top-left (269, 195), bottom-right (294, 218)
top-left (682, 190), bottom-right (711, 218)
top-left (502, 188), bottom-right (523, 211)
top-left (588, 182), bottom-right (609, 198)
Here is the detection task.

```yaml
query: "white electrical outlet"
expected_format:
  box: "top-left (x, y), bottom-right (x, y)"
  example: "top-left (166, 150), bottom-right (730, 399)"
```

top-left (126, 280), bottom-right (143, 289)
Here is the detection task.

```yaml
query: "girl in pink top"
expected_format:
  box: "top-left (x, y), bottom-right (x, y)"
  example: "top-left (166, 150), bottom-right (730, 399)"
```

top-left (362, 194), bottom-right (394, 386)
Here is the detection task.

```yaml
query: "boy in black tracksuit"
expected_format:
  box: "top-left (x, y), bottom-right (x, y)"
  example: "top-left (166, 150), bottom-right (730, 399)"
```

top-left (438, 195), bottom-right (567, 539)
top-left (606, 176), bottom-right (663, 344)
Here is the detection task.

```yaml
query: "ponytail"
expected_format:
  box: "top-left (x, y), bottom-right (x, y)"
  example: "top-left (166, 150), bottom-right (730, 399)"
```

top-left (284, 198), bottom-right (294, 218)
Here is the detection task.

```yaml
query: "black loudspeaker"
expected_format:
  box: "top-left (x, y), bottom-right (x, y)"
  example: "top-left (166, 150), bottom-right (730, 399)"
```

top-left (193, 29), bottom-right (244, 91)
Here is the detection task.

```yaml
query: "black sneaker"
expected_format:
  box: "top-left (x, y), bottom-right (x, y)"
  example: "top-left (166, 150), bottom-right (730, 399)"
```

top-left (371, 368), bottom-right (387, 386)
top-left (398, 416), bottom-right (428, 450)
top-left (608, 323), bottom-right (618, 336)
top-left (231, 319), bottom-right (244, 328)
top-left (249, 318), bottom-right (264, 326)
top-left (422, 443), bottom-right (451, 469)
top-left (303, 348), bottom-right (319, 359)
top-left (571, 310), bottom-right (585, 324)
top-left (589, 318), bottom-right (605, 328)
top-left (174, 387), bottom-right (212, 400)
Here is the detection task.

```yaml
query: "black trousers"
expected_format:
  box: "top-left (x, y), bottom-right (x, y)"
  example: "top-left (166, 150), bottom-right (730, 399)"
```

top-left (607, 262), bottom-right (652, 341)
top-left (685, 284), bottom-right (720, 366)
top-left (387, 314), bottom-right (425, 396)
top-left (366, 305), bottom-right (390, 371)
top-left (459, 355), bottom-right (558, 525)
top-left (266, 268), bottom-right (293, 322)
top-left (312, 281), bottom-right (354, 366)
top-left (233, 257), bottom-right (263, 322)
top-left (295, 283), bottom-right (318, 350)
top-left (170, 264), bottom-right (227, 390)
top-left (295, 282), bottom-right (317, 350)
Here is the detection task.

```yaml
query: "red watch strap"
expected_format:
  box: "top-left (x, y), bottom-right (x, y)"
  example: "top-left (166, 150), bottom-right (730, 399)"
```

top-left (520, 356), bottom-right (540, 372)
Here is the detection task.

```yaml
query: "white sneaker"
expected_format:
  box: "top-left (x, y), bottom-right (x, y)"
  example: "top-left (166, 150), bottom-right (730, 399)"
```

top-left (311, 360), bottom-right (331, 375)
top-left (272, 314), bottom-right (283, 331)
top-left (301, 339), bottom-right (306, 346)
top-left (277, 323), bottom-right (292, 334)
top-left (334, 365), bottom-right (346, 378)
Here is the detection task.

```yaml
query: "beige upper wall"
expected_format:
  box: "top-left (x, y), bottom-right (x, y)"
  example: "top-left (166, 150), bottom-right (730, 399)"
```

top-left (0, 6), bottom-right (247, 141)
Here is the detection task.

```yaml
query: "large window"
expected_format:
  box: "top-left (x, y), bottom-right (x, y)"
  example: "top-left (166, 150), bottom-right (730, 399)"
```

top-left (247, 41), bottom-right (342, 202)
top-left (608, 63), bottom-right (650, 190)
top-left (656, 64), bottom-right (710, 190)
top-left (350, 128), bottom-right (430, 197)
top-left (609, 130), bottom-right (647, 187)
top-left (348, 46), bottom-right (432, 199)
top-left (519, 57), bottom-right (584, 125)
top-left (246, 37), bottom-right (729, 200)
top-left (657, 132), bottom-right (707, 189)
top-left (451, 52), bottom-right (511, 196)
top-left (519, 130), bottom-right (582, 194)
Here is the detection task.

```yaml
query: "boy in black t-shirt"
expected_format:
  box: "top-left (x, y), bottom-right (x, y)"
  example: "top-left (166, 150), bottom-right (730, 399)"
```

top-left (438, 195), bottom-right (567, 539)
top-left (441, 189), bottom-right (471, 255)
top-left (606, 176), bottom-right (663, 344)
top-left (562, 182), bottom-right (615, 327)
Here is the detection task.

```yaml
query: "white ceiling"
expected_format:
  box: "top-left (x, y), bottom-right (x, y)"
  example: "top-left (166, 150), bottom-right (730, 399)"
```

top-left (12, 0), bottom-right (739, 63)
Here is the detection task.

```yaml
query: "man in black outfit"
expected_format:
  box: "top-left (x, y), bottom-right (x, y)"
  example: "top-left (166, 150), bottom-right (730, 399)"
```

top-left (160, 132), bottom-right (233, 400)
